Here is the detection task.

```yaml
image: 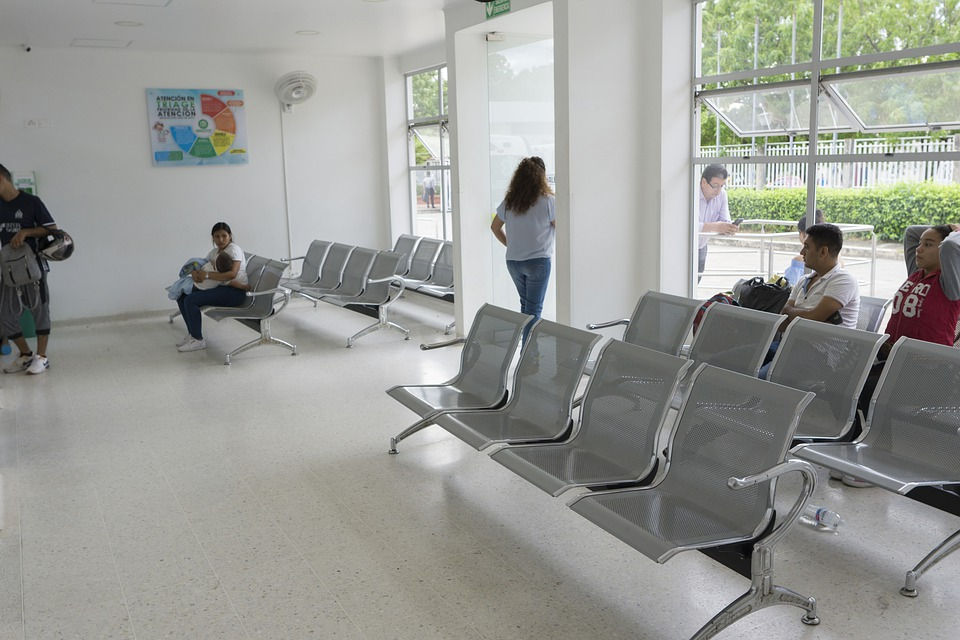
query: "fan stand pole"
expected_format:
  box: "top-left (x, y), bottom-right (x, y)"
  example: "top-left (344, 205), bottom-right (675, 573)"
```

top-left (279, 106), bottom-right (296, 273)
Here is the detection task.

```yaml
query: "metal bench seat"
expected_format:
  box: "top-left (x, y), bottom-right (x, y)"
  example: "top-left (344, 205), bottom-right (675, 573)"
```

top-left (768, 318), bottom-right (887, 442)
top-left (281, 239), bottom-right (331, 289)
top-left (857, 295), bottom-right (892, 333)
top-left (489, 340), bottom-right (692, 496)
top-left (570, 364), bottom-right (818, 640)
top-left (400, 237), bottom-right (444, 287)
top-left (585, 291), bottom-right (702, 371)
top-left (431, 320), bottom-right (601, 451)
top-left (792, 336), bottom-right (960, 597)
top-left (411, 240), bottom-right (454, 299)
top-left (202, 256), bottom-right (298, 364)
top-left (387, 304), bottom-right (533, 454)
top-left (390, 234), bottom-right (421, 277)
top-left (286, 242), bottom-right (354, 303)
top-left (321, 250), bottom-right (411, 346)
top-left (671, 303), bottom-right (783, 407)
top-left (291, 246), bottom-right (376, 302)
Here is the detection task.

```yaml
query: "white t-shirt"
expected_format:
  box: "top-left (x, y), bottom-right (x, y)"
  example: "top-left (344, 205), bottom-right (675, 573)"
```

top-left (207, 243), bottom-right (247, 287)
top-left (496, 195), bottom-right (556, 261)
top-left (193, 261), bottom-right (224, 290)
top-left (787, 264), bottom-right (860, 328)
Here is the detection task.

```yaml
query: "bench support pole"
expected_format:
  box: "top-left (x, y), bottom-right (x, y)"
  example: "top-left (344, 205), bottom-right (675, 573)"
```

top-left (901, 526), bottom-right (960, 597)
top-left (347, 306), bottom-right (410, 348)
top-left (690, 460), bottom-right (821, 639)
top-left (224, 317), bottom-right (298, 365)
top-left (388, 414), bottom-right (437, 454)
top-left (692, 544), bottom-right (819, 639)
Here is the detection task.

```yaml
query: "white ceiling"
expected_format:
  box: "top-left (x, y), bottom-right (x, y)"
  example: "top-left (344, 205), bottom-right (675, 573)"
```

top-left (1, 0), bottom-right (482, 58)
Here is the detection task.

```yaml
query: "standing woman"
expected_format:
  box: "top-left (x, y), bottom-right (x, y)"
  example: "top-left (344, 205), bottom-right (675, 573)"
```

top-left (175, 222), bottom-right (249, 352)
top-left (490, 156), bottom-right (556, 324)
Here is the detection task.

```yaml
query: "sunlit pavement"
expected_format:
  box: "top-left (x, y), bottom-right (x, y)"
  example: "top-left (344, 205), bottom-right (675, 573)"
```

top-left (697, 238), bottom-right (907, 303)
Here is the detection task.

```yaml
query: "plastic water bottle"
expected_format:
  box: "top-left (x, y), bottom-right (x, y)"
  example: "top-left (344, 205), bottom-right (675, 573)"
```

top-left (801, 504), bottom-right (842, 531)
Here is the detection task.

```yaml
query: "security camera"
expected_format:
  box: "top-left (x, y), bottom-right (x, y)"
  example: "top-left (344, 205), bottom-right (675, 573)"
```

top-left (22, 45), bottom-right (32, 53)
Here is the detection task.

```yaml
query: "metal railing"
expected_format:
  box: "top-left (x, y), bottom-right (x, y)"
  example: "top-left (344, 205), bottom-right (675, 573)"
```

top-left (700, 135), bottom-right (958, 189)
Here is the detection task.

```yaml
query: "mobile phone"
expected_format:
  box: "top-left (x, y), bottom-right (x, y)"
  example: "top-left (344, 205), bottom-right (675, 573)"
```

top-left (733, 218), bottom-right (744, 226)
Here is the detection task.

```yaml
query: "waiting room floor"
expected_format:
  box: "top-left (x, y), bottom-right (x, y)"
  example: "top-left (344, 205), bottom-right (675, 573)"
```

top-left (1, 298), bottom-right (958, 639)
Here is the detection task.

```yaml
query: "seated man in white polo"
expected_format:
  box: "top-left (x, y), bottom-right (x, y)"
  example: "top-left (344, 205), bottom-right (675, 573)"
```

top-left (760, 222), bottom-right (860, 378)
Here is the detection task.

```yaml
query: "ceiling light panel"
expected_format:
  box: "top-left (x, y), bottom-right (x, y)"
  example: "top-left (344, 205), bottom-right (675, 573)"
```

top-left (71, 38), bottom-right (132, 48)
top-left (94, 0), bottom-right (171, 6)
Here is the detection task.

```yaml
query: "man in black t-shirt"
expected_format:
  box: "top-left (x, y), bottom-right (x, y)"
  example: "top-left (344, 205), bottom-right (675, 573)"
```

top-left (0, 164), bottom-right (58, 375)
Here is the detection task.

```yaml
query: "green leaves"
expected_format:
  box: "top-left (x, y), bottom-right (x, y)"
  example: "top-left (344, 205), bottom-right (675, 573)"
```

top-left (726, 182), bottom-right (960, 240)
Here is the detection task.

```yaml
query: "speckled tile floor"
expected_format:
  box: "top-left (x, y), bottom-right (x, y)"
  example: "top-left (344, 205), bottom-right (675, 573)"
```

top-left (0, 297), bottom-right (958, 639)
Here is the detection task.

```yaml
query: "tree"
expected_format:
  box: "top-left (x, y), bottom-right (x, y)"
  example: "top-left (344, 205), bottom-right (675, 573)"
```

top-left (698, 0), bottom-right (960, 148)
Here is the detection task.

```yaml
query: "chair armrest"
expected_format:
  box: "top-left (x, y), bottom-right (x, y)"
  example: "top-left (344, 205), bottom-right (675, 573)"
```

top-left (281, 255), bottom-right (305, 263)
top-left (245, 286), bottom-right (290, 299)
top-left (728, 458), bottom-right (817, 547)
top-left (421, 337), bottom-right (466, 351)
top-left (585, 319), bottom-right (630, 330)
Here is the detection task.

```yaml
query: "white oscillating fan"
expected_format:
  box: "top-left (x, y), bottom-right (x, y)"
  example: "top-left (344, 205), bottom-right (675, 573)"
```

top-left (275, 71), bottom-right (318, 113)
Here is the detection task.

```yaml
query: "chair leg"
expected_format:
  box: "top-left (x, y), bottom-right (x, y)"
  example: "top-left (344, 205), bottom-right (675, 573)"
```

top-left (346, 307), bottom-right (410, 348)
top-left (444, 319), bottom-right (456, 335)
top-left (901, 526), bottom-right (960, 597)
top-left (223, 318), bottom-right (298, 365)
top-left (690, 544), bottom-right (818, 640)
top-left (388, 414), bottom-right (438, 454)
top-left (168, 310), bottom-right (180, 324)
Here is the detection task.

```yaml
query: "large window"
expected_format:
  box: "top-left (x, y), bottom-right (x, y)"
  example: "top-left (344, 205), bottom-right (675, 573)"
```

top-left (406, 66), bottom-right (451, 240)
top-left (694, 0), bottom-right (960, 301)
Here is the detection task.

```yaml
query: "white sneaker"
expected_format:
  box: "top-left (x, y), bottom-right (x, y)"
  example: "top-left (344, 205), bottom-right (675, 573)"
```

top-left (177, 338), bottom-right (206, 352)
top-left (3, 354), bottom-right (34, 374)
top-left (26, 355), bottom-right (49, 375)
top-left (175, 334), bottom-right (192, 347)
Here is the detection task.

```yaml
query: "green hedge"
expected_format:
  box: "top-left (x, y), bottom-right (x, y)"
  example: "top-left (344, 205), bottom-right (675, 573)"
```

top-left (726, 183), bottom-right (960, 241)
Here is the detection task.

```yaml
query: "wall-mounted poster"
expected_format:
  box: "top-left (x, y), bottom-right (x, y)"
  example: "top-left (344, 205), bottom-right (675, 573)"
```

top-left (147, 89), bottom-right (248, 166)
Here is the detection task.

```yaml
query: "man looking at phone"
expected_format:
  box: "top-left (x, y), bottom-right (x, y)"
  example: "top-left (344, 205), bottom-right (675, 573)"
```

top-left (697, 164), bottom-right (739, 280)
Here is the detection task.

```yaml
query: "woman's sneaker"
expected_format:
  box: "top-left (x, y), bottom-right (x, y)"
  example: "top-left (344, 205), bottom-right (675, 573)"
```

top-left (177, 338), bottom-right (206, 352)
top-left (175, 334), bottom-right (192, 347)
top-left (3, 354), bottom-right (34, 373)
top-left (27, 356), bottom-right (49, 375)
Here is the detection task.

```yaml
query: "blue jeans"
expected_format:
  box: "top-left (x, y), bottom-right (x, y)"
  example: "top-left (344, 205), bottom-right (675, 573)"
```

top-left (177, 286), bottom-right (247, 340)
top-left (757, 336), bottom-right (782, 380)
top-left (506, 257), bottom-right (551, 321)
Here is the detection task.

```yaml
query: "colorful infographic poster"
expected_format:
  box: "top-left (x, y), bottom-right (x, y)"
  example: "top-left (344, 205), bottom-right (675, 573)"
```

top-left (147, 89), bottom-right (248, 166)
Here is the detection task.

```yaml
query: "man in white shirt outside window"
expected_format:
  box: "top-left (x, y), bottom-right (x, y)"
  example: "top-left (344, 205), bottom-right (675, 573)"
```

top-left (698, 164), bottom-right (739, 281)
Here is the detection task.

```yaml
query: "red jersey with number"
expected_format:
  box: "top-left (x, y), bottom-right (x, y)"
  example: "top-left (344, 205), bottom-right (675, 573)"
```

top-left (884, 269), bottom-right (960, 346)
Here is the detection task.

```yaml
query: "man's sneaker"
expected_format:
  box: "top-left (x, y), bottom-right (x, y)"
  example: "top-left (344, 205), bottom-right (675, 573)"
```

top-left (177, 338), bottom-right (206, 352)
top-left (26, 356), bottom-right (49, 375)
top-left (828, 470), bottom-right (844, 480)
top-left (175, 334), bottom-right (192, 347)
top-left (4, 354), bottom-right (34, 373)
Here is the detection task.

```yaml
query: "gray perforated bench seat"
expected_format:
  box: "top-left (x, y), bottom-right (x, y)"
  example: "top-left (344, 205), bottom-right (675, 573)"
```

top-left (792, 336), bottom-right (960, 597)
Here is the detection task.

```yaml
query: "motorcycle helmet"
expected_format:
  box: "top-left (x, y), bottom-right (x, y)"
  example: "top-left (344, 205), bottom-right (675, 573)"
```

top-left (38, 229), bottom-right (75, 261)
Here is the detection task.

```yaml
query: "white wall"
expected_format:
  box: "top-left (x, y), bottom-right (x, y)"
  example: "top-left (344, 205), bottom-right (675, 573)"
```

top-left (0, 46), bottom-right (390, 321)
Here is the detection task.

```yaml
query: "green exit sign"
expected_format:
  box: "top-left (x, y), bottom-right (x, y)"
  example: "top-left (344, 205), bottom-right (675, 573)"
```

top-left (485, 0), bottom-right (511, 20)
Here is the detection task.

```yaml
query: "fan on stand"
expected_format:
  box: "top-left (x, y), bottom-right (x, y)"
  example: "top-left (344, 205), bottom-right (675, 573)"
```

top-left (275, 71), bottom-right (318, 113)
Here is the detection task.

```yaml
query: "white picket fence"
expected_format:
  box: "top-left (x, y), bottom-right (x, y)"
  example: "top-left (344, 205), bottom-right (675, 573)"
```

top-left (701, 136), bottom-right (958, 188)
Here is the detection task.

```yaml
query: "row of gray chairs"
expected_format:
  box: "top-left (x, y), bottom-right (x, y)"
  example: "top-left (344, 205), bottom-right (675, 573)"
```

top-left (392, 234), bottom-right (455, 299)
top-left (283, 240), bottom-right (410, 347)
top-left (386, 299), bottom-right (960, 636)
top-left (385, 303), bottom-right (822, 639)
top-left (391, 235), bottom-right (456, 334)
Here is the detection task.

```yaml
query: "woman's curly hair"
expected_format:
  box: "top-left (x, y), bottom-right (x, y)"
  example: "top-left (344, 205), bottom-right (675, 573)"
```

top-left (503, 157), bottom-right (552, 214)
